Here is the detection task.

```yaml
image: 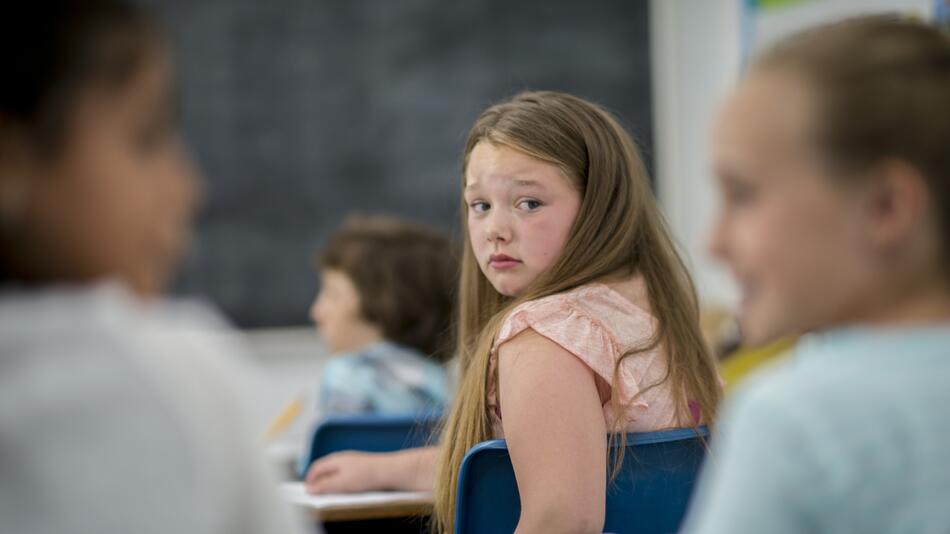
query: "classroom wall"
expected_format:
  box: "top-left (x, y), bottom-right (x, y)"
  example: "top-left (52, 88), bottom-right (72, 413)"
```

top-left (245, 327), bottom-right (328, 461)
top-left (650, 0), bottom-right (743, 311)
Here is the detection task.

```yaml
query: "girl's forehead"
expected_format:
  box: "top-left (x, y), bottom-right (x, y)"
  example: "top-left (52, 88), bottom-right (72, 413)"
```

top-left (321, 268), bottom-right (353, 284)
top-left (465, 143), bottom-right (571, 192)
top-left (715, 73), bottom-right (815, 162)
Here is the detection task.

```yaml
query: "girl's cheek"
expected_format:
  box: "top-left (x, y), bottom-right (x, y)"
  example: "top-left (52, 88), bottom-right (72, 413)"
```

top-left (467, 219), bottom-right (483, 244)
top-left (531, 228), bottom-right (567, 263)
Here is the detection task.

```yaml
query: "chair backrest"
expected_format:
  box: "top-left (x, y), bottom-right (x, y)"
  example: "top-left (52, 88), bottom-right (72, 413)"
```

top-left (303, 413), bottom-right (441, 471)
top-left (454, 427), bottom-right (709, 534)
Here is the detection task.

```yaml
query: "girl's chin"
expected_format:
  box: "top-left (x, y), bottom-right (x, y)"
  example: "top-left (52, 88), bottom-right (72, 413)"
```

top-left (491, 281), bottom-right (525, 298)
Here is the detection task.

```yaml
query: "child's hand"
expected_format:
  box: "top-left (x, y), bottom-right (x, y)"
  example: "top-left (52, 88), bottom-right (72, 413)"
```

top-left (304, 451), bottom-right (384, 494)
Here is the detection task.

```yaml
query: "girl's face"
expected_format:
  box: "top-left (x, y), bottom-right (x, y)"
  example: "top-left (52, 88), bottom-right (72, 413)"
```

top-left (310, 269), bottom-right (381, 354)
top-left (11, 51), bottom-right (200, 297)
top-left (707, 70), bottom-right (886, 345)
top-left (464, 141), bottom-right (582, 297)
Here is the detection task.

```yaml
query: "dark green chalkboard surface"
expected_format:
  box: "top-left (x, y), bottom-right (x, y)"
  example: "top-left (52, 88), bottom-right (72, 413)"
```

top-left (149, 0), bottom-right (652, 327)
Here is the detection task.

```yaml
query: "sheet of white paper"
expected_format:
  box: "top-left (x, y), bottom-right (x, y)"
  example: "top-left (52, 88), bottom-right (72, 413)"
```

top-left (280, 482), bottom-right (431, 510)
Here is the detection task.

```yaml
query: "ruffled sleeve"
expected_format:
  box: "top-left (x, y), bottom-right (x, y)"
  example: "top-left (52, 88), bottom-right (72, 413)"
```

top-left (488, 292), bottom-right (653, 427)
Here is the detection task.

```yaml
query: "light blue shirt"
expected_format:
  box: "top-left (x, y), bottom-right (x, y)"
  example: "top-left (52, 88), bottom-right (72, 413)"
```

top-left (320, 341), bottom-right (449, 416)
top-left (682, 326), bottom-right (950, 534)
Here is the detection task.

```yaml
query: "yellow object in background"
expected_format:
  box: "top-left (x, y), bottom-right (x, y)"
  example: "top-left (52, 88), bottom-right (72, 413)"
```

top-left (720, 338), bottom-right (797, 394)
top-left (263, 395), bottom-right (304, 443)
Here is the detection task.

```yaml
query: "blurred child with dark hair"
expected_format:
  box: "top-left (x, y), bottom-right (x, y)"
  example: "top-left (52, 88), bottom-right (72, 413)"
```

top-left (311, 215), bottom-right (456, 416)
top-left (0, 2), bottom-right (310, 532)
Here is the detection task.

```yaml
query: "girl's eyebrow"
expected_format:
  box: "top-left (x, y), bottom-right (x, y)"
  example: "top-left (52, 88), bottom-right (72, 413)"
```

top-left (465, 178), bottom-right (547, 192)
top-left (512, 179), bottom-right (544, 188)
top-left (716, 169), bottom-right (749, 188)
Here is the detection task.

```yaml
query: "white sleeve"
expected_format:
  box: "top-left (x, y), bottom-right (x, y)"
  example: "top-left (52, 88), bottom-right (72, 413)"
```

top-left (0, 287), bottom-right (319, 534)
top-left (143, 311), bottom-right (318, 534)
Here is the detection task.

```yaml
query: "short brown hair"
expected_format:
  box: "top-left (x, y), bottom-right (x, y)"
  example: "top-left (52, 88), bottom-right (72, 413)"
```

top-left (317, 215), bottom-right (457, 363)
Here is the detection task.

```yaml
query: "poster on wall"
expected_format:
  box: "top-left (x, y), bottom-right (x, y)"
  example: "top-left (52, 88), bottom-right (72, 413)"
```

top-left (938, 0), bottom-right (950, 32)
top-left (741, 0), bottom-right (939, 61)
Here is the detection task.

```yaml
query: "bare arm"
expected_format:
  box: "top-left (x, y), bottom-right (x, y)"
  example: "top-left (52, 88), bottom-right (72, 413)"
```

top-left (498, 329), bottom-right (607, 534)
top-left (305, 446), bottom-right (439, 493)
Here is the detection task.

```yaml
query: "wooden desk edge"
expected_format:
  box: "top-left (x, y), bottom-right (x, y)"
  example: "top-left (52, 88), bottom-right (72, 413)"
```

top-left (299, 499), bottom-right (433, 522)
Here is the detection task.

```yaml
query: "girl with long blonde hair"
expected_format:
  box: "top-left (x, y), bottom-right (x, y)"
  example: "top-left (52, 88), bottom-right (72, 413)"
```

top-left (306, 91), bottom-right (721, 533)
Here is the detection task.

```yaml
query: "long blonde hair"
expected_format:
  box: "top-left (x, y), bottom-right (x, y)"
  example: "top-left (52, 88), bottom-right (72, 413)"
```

top-left (432, 91), bottom-right (721, 532)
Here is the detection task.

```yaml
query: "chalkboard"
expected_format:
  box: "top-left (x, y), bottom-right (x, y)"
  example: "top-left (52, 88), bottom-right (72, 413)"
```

top-left (148, 0), bottom-right (653, 327)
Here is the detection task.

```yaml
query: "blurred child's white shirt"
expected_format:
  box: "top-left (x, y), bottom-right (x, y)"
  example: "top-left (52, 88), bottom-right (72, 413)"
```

top-left (0, 281), bottom-right (313, 534)
top-left (682, 325), bottom-right (950, 534)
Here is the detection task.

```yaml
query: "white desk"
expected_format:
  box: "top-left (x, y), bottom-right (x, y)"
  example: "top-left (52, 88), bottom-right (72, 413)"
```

top-left (280, 482), bottom-right (433, 522)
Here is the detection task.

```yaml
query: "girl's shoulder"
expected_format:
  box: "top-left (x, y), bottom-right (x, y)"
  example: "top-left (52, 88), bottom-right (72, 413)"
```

top-left (493, 278), bottom-right (656, 358)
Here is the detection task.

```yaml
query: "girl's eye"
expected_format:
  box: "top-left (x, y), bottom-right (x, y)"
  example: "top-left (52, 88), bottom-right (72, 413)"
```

top-left (517, 199), bottom-right (542, 211)
top-left (470, 201), bottom-right (490, 213)
top-left (134, 122), bottom-right (176, 155)
top-left (725, 183), bottom-right (756, 207)
top-left (133, 105), bottom-right (180, 155)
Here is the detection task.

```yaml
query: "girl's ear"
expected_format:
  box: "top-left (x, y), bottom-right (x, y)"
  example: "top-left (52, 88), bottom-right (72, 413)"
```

top-left (862, 159), bottom-right (931, 255)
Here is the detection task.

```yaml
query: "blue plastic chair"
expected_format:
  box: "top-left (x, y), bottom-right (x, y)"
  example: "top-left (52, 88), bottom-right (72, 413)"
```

top-left (454, 427), bottom-right (709, 534)
top-left (301, 413), bottom-right (441, 475)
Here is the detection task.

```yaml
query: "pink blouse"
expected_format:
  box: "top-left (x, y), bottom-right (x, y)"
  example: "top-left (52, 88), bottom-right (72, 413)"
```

top-left (487, 279), bottom-right (686, 438)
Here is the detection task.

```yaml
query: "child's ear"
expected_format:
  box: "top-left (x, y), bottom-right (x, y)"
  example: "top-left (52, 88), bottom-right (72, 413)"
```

top-left (863, 159), bottom-right (930, 254)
